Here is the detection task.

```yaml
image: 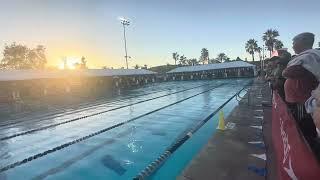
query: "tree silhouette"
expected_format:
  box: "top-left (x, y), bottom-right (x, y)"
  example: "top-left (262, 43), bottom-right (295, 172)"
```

top-left (179, 55), bottom-right (187, 65)
top-left (224, 57), bottom-right (231, 62)
top-left (274, 40), bottom-right (284, 50)
top-left (263, 29), bottom-right (280, 57)
top-left (28, 45), bottom-right (47, 69)
top-left (134, 64), bottom-right (140, 69)
top-left (256, 47), bottom-right (262, 61)
top-left (187, 58), bottom-right (198, 66)
top-left (245, 39), bottom-right (258, 61)
top-left (236, 57), bottom-right (242, 61)
top-left (208, 58), bottom-right (220, 64)
top-left (1, 43), bottom-right (47, 69)
top-left (172, 52), bottom-right (179, 65)
top-left (200, 48), bottom-right (209, 64)
top-left (217, 53), bottom-right (228, 62)
top-left (74, 56), bottom-right (88, 69)
top-left (80, 56), bottom-right (87, 68)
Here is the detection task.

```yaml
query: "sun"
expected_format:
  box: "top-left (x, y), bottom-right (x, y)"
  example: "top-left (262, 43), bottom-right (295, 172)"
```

top-left (58, 57), bottom-right (80, 70)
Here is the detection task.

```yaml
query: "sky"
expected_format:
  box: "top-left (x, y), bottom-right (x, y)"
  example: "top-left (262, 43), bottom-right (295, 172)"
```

top-left (0, 0), bottom-right (320, 69)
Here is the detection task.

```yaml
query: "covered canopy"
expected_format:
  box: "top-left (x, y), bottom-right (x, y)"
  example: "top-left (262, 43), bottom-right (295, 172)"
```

top-left (0, 69), bottom-right (156, 81)
top-left (167, 61), bottom-right (255, 73)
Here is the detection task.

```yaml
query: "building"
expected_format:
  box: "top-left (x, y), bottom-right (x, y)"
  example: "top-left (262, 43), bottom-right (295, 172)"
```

top-left (0, 69), bottom-right (157, 103)
top-left (166, 61), bottom-right (256, 80)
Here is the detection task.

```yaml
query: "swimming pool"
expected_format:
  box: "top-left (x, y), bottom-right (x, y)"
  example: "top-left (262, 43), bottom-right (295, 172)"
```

top-left (0, 78), bottom-right (252, 180)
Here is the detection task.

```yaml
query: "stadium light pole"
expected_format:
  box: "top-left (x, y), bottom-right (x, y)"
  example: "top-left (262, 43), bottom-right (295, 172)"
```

top-left (262, 44), bottom-right (267, 71)
top-left (120, 18), bottom-right (130, 69)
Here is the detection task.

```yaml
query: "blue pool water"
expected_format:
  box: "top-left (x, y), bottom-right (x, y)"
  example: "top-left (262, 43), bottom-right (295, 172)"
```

top-left (0, 79), bottom-right (251, 180)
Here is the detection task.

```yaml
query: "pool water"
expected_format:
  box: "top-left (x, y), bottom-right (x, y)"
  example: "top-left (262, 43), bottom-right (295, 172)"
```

top-left (0, 78), bottom-right (251, 180)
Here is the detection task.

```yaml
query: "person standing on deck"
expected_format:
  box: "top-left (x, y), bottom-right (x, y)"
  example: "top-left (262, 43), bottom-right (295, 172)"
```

top-left (305, 85), bottom-right (320, 160)
top-left (282, 32), bottom-right (320, 145)
top-left (272, 51), bottom-right (291, 100)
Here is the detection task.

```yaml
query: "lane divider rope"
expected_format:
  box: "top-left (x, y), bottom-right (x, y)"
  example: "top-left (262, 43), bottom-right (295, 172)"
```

top-left (133, 81), bottom-right (252, 180)
top-left (0, 82), bottom-right (205, 128)
top-left (1, 83), bottom-right (213, 141)
top-left (0, 83), bottom-right (226, 173)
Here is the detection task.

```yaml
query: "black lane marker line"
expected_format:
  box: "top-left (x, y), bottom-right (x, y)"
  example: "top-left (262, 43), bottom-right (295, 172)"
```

top-left (32, 138), bottom-right (116, 180)
top-left (133, 82), bottom-right (252, 180)
top-left (0, 83), bottom-right (213, 141)
top-left (0, 83), bottom-right (225, 173)
top-left (0, 82), bottom-right (206, 128)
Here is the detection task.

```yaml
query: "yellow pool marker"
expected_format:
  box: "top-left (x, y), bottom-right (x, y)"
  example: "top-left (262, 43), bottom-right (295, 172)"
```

top-left (217, 110), bottom-right (225, 130)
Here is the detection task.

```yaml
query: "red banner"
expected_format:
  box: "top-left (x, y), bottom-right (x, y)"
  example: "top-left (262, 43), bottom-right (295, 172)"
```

top-left (272, 93), bottom-right (320, 180)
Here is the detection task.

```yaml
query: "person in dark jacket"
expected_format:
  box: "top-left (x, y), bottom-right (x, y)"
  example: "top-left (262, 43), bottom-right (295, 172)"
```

top-left (283, 32), bottom-right (319, 147)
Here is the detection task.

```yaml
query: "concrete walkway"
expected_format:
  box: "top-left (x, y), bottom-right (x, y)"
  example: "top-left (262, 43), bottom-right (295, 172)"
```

top-left (178, 80), bottom-right (272, 180)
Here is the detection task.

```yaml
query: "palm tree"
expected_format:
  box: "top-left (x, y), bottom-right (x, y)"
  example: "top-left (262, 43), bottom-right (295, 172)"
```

top-left (224, 58), bottom-right (231, 62)
top-left (235, 57), bottom-right (242, 61)
top-left (172, 52), bottom-right (179, 65)
top-left (262, 29), bottom-right (279, 57)
top-left (187, 58), bottom-right (198, 66)
top-left (274, 40), bottom-right (284, 50)
top-left (134, 64), bottom-right (140, 69)
top-left (179, 55), bottom-right (187, 65)
top-left (255, 47), bottom-right (262, 61)
top-left (80, 56), bottom-right (87, 69)
top-left (245, 39), bottom-right (258, 61)
top-left (200, 48), bottom-right (209, 64)
top-left (217, 53), bottom-right (228, 62)
top-left (209, 58), bottom-right (220, 64)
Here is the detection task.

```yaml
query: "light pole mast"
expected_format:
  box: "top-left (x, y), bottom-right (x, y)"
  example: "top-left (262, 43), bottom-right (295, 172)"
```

top-left (120, 18), bottom-right (130, 69)
top-left (262, 44), bottom-right (266, 71)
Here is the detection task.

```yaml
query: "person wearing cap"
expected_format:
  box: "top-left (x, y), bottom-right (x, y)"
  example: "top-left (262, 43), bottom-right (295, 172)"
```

top-left (282, 32), bottom-right (320, 145)
top-left (272, 52), bottom-right (291, 100)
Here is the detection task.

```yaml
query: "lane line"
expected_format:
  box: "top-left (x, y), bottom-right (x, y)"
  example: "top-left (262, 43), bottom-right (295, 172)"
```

top-left (0, 83), bottom-right (215, 141)
top-left (250, 154), bottom-right (266, 161)
top-left (0, 82), bottom-right (209, 128)
top-left (133, 82), bottom-right (252, 180)
top-left (0, 83), bottom-right (226, 173)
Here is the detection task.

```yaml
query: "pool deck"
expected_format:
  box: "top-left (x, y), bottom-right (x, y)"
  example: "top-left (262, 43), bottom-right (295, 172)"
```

top-left (178, 79), bottom-right (274, 180)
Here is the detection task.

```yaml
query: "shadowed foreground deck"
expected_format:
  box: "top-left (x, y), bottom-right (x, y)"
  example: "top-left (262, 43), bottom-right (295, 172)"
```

top-left (179, 80), bottom-right (273, 180)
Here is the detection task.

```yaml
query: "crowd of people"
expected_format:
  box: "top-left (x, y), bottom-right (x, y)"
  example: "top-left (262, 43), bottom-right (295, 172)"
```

top-left (266, 32), bottom-right (320, 160)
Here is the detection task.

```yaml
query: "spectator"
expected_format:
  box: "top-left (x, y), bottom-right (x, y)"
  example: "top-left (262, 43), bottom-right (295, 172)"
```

top-left (282, 32), bottom-right (320, 144)
top-left (312, 87), bottom-right (320, 133)
top-left (287, 33), bottom-right (320, 80)
top-left (263, 58), bottom-right (271, 78)
top-left (265, 57), bottom-right (279, 91)
top-left (305, 85), bottom-right (320, 160)
top-left (272, 52), bottom-right (291, 100)
top-left (306, 85), bottom-right (320, 133)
